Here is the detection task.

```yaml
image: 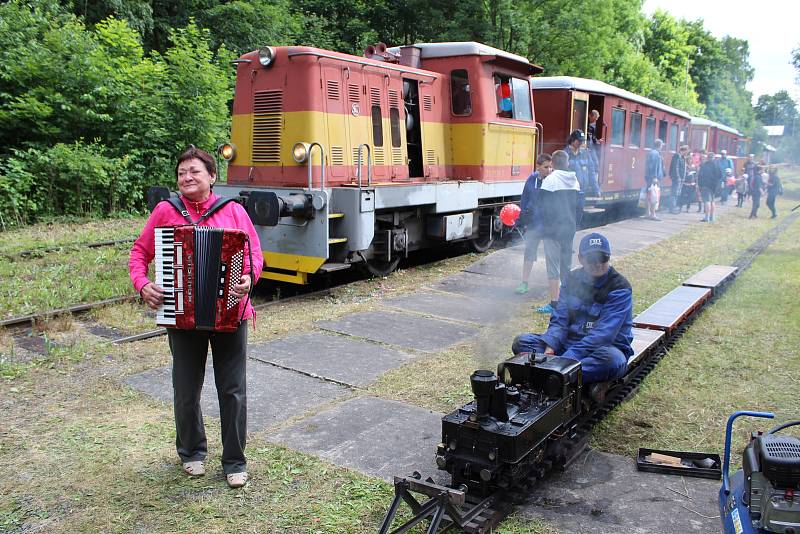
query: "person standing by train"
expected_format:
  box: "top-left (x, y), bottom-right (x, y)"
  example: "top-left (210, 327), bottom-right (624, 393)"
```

top-left (765, 167), bottom-right (783, 218)
top-left (130, 146), bottom-right (264, 489)
top-left (587, 110), bottom-right (603, 164)
top-left (668, 145), bottom-right (689, 214)
top-left (717, 150), bottom-right (734, 204)
top-left (743, 154), bottom-right (758, 198)
top-left (565, 129), bottom-right (599, 204)
top-left (511, 232), bottom-right (633, 401)
top-left (644, 139), bottom-right (665, 220)
top-left (699, 151), bottom-right (722, 222)
top-left (516, 153), bottom-right (553, 295)
top-left (735, 173), bottom-right (748, 208)
top-left (749, 171), bottom-right (766, 219)
top-left (528, 150), bottom-right (581, 314)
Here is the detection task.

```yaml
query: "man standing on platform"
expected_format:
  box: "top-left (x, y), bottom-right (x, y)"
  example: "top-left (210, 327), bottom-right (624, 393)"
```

top-left (645, 139), bottom-right (665, 220)
top-left (699, 151), bottom-right (722, 222)
top-left (669, 145), bottom-right (689, 214)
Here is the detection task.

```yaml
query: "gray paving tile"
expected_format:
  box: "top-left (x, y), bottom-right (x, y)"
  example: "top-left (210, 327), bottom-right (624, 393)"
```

top-left (384, 290), bottom-right (518, 324)
top-left (249, 332), bottom-right (415, 386)
top-left (267, 395), bottom-right (446, 483)
top-left (316, 310), bottom-right (478, 352)
top-left (125, 358), bottom-right (348, 432)
top-left (520, 449), bottom-right (719, 533)
top-left (428, 271), bottom-right (536, 302)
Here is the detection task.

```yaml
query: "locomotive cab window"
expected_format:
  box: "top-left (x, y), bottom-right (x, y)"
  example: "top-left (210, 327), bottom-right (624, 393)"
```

top-left (610, 108), bottom-right (626, 146)
top-left (629, 112), bottom-right (642, 147)
top-left (494, 75), bottom-right (531, 121)
top-left (645, 117), bottom-right (656, 148)
top-left (451, 69), bottom-right (472, 116)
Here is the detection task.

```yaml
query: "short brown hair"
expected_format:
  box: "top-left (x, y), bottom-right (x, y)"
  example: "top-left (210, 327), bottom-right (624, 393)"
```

top-left (175, 145), bottom-right (216, 179)
top-left (552, 150), bottom-right (569, 170)
top-left (536, 153), bottom-right (552, 165)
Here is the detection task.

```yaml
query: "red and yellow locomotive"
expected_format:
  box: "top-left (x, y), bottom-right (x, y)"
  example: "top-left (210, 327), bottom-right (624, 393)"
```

top-left (216, 42), bottom-right (542, 284)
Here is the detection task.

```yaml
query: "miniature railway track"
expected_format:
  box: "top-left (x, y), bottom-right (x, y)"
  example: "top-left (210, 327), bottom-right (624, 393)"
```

top-left (0, 237), bottom-right (136, 260)
top-left (382, 211), bottom-right (799, 534)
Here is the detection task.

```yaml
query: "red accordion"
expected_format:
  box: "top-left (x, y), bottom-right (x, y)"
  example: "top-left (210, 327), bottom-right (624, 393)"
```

top-left (154, 225), bottom-right (249, 332)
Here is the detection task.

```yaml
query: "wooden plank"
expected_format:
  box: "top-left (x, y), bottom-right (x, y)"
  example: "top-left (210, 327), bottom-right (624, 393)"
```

top-left (633, 286), bottom-right (711, 333)
top-left (683, 265), bottom-right (737, 292)
top-left (627, 327), bottom-right (665, 368)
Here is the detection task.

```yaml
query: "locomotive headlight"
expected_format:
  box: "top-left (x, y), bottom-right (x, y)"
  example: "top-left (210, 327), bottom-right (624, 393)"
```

top-left (292, 142), bottom-right (310, 163)
top-left (218, 143), bottom-right (236, 161)
top-left (258, 46), bottom-right (276, 67)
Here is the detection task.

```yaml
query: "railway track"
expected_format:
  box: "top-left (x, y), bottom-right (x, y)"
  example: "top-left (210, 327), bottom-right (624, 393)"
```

top-left (381, 211), bottom-right (799, 534)
top-left (0, 237), bottom-right (136, 260)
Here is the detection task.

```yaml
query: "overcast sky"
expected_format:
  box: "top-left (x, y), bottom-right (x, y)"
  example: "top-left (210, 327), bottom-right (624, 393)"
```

top-left (643, 0), bottom-right (799, 104)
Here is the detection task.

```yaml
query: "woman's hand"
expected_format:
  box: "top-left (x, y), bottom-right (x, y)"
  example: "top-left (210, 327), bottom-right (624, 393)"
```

top-left (232, 275), bottom-right (251, 300)
top-left (140, 282), bottom-right (164, 310)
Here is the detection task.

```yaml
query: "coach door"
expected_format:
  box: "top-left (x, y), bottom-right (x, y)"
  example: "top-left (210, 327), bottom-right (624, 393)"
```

top-left (322, 64), bottom-right (349, 181)
top-left (571, 91), bottom-right (589, 136)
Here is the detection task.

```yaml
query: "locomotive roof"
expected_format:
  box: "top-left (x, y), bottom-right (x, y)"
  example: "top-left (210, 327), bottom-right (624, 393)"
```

top-left (690, 116), bottom-right (741, 136)
top-left (387, 42), bottom-right (541, 72)
top-left (530, 76), bottom-right (691, 120)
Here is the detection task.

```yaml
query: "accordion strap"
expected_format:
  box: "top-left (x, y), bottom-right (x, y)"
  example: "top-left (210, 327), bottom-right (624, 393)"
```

top-left (165, 196), bottom-right (238, 225)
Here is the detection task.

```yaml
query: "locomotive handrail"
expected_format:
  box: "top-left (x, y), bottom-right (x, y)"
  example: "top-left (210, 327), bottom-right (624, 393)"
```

top-left (356, 144), bottom-right (373, 188)
top-left (535, 121), bottom-right (544, 159)
top-left (287, 50), bottom-right (438, 80)
top-left (487, 121), bottom-right (538, 130)
top-left (305, 142), bottom-right (326, 190)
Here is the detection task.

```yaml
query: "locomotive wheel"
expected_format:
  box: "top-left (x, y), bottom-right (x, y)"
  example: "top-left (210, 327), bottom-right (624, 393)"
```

top-left (361, 255), bottom-right (401, 277)
top-left (469, 234), bottom-right (494, 253)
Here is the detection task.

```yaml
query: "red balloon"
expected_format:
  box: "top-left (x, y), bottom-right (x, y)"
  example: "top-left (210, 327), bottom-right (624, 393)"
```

top-left (499, 82), bottom-right (511, 99)
top-left (499, 203), bottom-right (521, 226)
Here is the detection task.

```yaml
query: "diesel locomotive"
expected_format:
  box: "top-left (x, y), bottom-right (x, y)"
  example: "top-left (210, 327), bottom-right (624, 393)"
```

top-left (214, 42), bottom-right (747, 286)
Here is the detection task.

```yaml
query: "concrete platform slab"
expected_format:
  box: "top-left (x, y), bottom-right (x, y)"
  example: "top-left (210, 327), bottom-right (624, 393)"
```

top-left (520, 449), bottom-right (719, 533)
top-left (427, 271), bottom-right (535, 302)
top-left (384, 291), bottom-right (517, 324)
top-left (249, 332), bottom-right (415, 386)
top-left (266, 395), bottom-right (446, 483)
top-left (125, 358), bottom-right (348, 432)
top-left (316, 310), bottom-right (479, 352)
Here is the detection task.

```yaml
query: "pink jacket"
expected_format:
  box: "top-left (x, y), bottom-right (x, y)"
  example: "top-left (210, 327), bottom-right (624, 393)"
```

top-left (129, 193), bottom-right (264, 321)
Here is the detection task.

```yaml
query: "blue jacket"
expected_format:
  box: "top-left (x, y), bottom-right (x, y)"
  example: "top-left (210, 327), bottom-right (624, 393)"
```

top-left (645, 149), bottom-right (664, 185)
top-left (564, 145), bottom-right (597, 193)
top-left (540, 267), bottom-right (634, 361)
top-left (518, 171), bottom-right (543, 228)
top-left (717, 157), bottom-right (734, 174)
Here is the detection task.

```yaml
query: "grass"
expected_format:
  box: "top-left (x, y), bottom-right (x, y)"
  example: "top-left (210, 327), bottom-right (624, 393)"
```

top-left (1, 188), bottom-right (799, 533)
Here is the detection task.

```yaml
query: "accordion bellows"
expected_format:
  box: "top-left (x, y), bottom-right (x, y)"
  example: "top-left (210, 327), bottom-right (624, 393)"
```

top-left (155, 225), bottom-right (248, 332)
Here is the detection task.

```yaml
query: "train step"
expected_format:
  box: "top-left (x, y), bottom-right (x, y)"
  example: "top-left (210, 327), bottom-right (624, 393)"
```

top-left (329, 212), bottom-right (345, 219)
top-left (583, 207), bottom-right (606, 214)
top-left (319, 262), bottom-right (351, 273)
top-left (328, 237), bottom-right (348, 244)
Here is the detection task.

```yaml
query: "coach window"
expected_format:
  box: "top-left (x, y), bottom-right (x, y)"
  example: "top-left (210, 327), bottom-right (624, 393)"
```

top-left (629, 112), bottom-right (642, 147)
top-left (645, 117), bottom-right (656, 148)
top-left (451, 69), bottom-right (472, 116)
top-left (611, 108), bottom-right (625, 146)
top-left (658, 119), bottom-right (668, 147)
top-left (669, 124), bottom-right (678, 151)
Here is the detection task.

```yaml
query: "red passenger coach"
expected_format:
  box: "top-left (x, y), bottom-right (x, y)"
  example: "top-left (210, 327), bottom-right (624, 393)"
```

top-left (688, 116), bottom-right (745, 171)
top-left (531, 77), bottom-right (691, 206)
top-left (216, 42), bottom-right (542, 284)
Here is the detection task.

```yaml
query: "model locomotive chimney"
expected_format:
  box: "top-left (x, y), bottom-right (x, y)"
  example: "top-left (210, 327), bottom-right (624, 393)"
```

top-left (470, 370), bottom-right (497, 419)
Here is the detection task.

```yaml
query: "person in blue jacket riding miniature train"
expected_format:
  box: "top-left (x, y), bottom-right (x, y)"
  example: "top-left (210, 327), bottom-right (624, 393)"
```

top-left (511, 232), bottom-right (634, 388)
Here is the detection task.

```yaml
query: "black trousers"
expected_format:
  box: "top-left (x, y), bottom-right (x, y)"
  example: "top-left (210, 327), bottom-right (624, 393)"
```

top-left (750, 193), bottom-right (761, 218)
top-left (167, 321), bottom-right (248, 474)
top-left (767, 194), bottom-right (777, 217)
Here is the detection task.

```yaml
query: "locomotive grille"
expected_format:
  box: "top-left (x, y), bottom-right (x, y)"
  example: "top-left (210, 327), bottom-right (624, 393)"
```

top-left (326, 80), bottom-right (340, 101)
top-left (370, 88), bottom-right (381, 107)
top-left (425, 149), bottom-right (436, 166)
top-left (331, 146), bottom-right (344, 166)
top-left (252, 90), bottom-right (283, 163)
top-left (374, 146), bottom-right (385, 165)
top-left (392, 148), bottom-right (403, 165)
top-left (348, 84), bottom-right (360, 103)
top-left (423, 95), bottom-right (433, 112)
top-left (389, 90), bottom-right (400, 109)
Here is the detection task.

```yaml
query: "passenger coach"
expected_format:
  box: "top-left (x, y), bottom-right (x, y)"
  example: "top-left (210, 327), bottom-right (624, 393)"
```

top-left (216, 42), bottom-right (542, 284)
top-left (531, 76), bottom-right (691, 207)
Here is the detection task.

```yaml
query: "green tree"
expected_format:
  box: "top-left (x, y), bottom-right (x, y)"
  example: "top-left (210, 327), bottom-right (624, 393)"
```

top-left (755, 91), bottom-right (799, 134)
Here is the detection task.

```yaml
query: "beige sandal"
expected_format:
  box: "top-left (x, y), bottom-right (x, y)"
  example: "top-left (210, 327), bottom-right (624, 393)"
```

top-left (182, 461), bottom-right (205, 476)
top-left (226, 472), bottom-right (248, 488)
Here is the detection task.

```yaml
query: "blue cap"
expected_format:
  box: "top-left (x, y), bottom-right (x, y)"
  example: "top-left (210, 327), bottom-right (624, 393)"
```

top-left (579, 232), bottom-right (611, 256)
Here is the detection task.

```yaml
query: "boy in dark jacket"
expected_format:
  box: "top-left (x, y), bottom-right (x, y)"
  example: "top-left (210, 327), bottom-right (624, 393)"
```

top-left (516, 153), bottom-right (553, 294)
top-left (512, 233), bottom-right (634, 397)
